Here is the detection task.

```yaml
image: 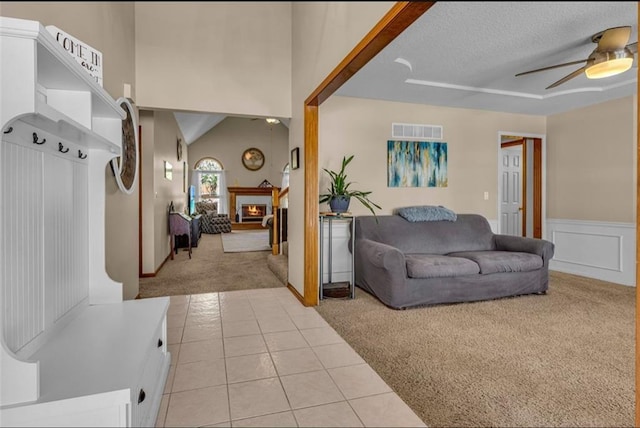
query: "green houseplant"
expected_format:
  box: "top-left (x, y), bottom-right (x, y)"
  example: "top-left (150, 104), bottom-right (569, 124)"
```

top-left (319, 154), bottom-right (381, 215)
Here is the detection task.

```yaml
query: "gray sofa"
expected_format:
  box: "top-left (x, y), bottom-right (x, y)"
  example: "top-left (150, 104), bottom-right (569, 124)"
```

top-left (354, 214), bottom-right (555, 309)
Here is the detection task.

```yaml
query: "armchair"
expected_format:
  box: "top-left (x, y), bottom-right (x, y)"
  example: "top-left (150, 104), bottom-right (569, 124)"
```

top-left (195, 201), bottom-right (232, 234)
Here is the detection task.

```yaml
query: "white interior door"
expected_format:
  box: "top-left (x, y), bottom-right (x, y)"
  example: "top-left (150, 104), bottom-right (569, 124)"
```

top-left (500, 147), bottom-right (522, 236)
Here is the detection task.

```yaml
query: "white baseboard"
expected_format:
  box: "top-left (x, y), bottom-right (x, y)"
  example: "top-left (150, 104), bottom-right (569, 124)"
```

top-left (546, 218), bottom-right (636, 287)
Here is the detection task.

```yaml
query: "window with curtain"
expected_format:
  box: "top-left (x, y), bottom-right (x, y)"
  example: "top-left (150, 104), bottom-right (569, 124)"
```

top-left (193, 157), bottom-right (228, 214)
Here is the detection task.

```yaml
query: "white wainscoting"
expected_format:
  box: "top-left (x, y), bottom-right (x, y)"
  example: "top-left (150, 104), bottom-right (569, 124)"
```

top-left (546, 218), bottom-right (636, 287)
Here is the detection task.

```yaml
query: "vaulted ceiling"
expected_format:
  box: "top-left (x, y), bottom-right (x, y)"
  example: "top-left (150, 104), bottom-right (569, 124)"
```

top-left (176, 2), bottom-right (637, 144)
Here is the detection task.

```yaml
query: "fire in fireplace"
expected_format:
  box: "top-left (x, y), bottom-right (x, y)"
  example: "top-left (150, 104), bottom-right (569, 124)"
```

top-left (241, 204), bottom-right (267, 222)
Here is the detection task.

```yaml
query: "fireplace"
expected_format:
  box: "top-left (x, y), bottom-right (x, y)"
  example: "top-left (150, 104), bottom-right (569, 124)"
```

top-left (228, 186), bottom-right (279, 230)
top-left (241, 204), bottom-right (267, 222)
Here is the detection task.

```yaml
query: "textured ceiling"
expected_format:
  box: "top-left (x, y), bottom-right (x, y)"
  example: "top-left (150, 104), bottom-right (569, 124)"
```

top-left (178, 2), bottom-right (638, 143)
top-left (337, 1), bottom-right (638, 116)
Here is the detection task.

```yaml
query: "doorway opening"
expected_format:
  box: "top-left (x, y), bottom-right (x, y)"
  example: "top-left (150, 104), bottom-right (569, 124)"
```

top-left (497, 132), bottom-right (545, 238)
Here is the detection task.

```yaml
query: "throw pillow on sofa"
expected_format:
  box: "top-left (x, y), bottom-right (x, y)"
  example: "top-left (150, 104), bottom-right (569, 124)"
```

top-left (397, 205), bottom-right (457, 222)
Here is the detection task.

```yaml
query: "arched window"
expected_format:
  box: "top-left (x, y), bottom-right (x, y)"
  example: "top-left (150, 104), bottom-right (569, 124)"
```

top-left (193, 157), bottom-right (228, 214)
top-left (281, 163), bottom-right (290, 190)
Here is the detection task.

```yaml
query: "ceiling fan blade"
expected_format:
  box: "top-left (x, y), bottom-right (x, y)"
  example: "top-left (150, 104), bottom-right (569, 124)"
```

top-left (545, 66), bottom-right (587, 90)
top-left (597, 26), bottom-right (631, 51)
top-left (515, 59), bottom-right (588, 77)
top-left (627, 42), bottom-right (638, 54)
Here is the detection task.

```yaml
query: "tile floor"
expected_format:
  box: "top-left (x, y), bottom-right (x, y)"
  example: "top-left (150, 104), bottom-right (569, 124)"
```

top-left (155, 287), bottom-right (426, 427)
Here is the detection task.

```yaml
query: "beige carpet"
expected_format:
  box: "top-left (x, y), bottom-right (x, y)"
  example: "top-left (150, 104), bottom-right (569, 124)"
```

top-left (315, 271), bottom-right (634, 427)
top-left (221, 230), bottom-right (271, 252)
top-left (139, 233), bottom-right (284, 298)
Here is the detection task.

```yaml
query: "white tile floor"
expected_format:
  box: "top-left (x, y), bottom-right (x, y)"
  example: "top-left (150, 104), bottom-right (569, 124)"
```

top-left (155, 287), bottom-right (426, 427)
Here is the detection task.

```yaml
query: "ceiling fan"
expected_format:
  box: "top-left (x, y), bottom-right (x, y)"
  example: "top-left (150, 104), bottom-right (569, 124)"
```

top-left (516, 26), bottom-right (637, 89)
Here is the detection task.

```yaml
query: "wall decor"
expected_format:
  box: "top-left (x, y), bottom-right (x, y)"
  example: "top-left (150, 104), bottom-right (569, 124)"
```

top-left (46, 25), bottom-right (103, 86)
top-left (177, 137), bottom-right (183, 161)
top-left (291, 147), bottom-right (300, 170)
top-left (242, 147), bottom-right (265, 171)
top-left (387, 140), bottom-right (448, 187)
top-left (164, 161), bottom-right (173, 180)
top-left (111, 97), bottom-right (139, 194)
top-left (183, 161), bottom-right (187, 192)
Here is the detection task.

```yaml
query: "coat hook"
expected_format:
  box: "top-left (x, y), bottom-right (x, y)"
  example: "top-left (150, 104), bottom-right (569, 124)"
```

top-left (33, 132), bottom-right (46, 145)
top-left (58, 142), bottom-right (69, 153)
top-left (78, 150), bottom-right (87, 160)
top-left (3, 126), bottom-right (13, 134)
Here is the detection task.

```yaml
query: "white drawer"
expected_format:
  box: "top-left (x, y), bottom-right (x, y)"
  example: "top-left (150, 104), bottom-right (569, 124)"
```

top-left (132, 314), bottom-right (170, 427)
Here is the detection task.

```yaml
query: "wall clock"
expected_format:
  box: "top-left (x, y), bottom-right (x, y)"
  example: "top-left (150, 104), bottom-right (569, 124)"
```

top-left (111, 97), bottom-right (139, 194)
top-left (177, 138), bottom-right (183, 161)
top-left (241, 147), bottom-right (265, 171)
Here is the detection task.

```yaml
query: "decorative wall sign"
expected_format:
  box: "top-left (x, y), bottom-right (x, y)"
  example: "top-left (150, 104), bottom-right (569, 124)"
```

top-left (46, 25), bottom-right (103, 86)
top-left (111, 97), bottom-right (139, 194)
top-left (241, 147), bottom-right (265, 171)
top-left (387, 140), bottom-right (448, 187)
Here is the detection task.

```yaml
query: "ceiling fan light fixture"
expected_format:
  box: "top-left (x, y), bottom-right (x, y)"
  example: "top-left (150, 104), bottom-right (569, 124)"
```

top-left (265, 118), bottom-right (280, 124)
top-left (585, 49), bottom-right (633, 79)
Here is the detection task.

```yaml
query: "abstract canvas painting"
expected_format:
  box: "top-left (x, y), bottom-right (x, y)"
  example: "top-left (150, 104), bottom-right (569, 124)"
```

top-left (387, 140), bottom-right (448, 187)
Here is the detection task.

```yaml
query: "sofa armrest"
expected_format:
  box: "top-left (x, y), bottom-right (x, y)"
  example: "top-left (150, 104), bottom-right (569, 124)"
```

top-left (355, 238), bottom-right (407, 276)
top-left (493, 234), bottom-right (555, 265)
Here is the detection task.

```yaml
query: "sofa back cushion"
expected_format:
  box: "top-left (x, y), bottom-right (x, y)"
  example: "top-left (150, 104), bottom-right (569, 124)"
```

top-left (355, 214), bottom-right (495, 255)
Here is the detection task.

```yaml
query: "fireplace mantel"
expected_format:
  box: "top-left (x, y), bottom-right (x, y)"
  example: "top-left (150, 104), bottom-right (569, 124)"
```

top-left (228, 187), bottom-right (279, 230)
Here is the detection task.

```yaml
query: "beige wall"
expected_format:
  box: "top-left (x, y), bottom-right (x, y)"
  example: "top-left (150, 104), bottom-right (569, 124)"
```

top-left (1, 2), bottom-right (140, 299)
top-left (188, 117), bottom-right (289, 199)
top-left (547, 95), bottom-right (636, 223)
top-left (139, 110), bottom-right (188, 274)
top-left (140, 110), bottom-right (155, 274)
top-left (134, 2), bottom-right (292, 118)
top-left (289, 2), bottom-right (395, 295)
top-left (320, 96), bottom-right (546, 219)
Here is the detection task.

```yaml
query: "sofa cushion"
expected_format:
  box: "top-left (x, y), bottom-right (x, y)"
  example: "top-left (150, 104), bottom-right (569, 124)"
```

top-left (448, 251), bottom-right (543, 274)
top-left (405, 254), bottom-right (480, 279)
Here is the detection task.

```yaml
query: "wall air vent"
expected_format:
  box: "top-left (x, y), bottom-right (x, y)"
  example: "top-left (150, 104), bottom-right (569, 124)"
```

top-left (392, 123), bottom-right (443, 140)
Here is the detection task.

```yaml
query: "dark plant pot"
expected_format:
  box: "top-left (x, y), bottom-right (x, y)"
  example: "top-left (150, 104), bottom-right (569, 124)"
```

top-left (329, 195), bottom-right (351, 213)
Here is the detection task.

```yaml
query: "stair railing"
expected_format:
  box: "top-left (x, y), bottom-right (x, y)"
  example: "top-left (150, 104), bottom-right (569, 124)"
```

top-left (271, 187), bottom-right (289, 255)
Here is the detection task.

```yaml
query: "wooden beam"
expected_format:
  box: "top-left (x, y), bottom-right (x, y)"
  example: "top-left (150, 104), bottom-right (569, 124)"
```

top-left (304, 104), bottom-right (319, 306)
top-left (303, 1), bottom-right (435, 306)
top-left (305, 2), bottom-right (435, 107)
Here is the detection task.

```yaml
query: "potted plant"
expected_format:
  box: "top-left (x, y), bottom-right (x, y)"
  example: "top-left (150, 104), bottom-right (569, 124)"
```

top-left (319, 154), bottom-right (381, 215)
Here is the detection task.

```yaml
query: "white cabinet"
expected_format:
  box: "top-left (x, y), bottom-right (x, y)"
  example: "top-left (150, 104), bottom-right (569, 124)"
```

top-left (0, 16), bottom-right (170, 426)
top-left (1, 299), bottom-right (171, 427)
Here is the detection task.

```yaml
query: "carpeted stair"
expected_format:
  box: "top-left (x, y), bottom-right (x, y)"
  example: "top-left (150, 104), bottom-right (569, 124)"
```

top-left (267, 241), bottom-right (288, 285)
